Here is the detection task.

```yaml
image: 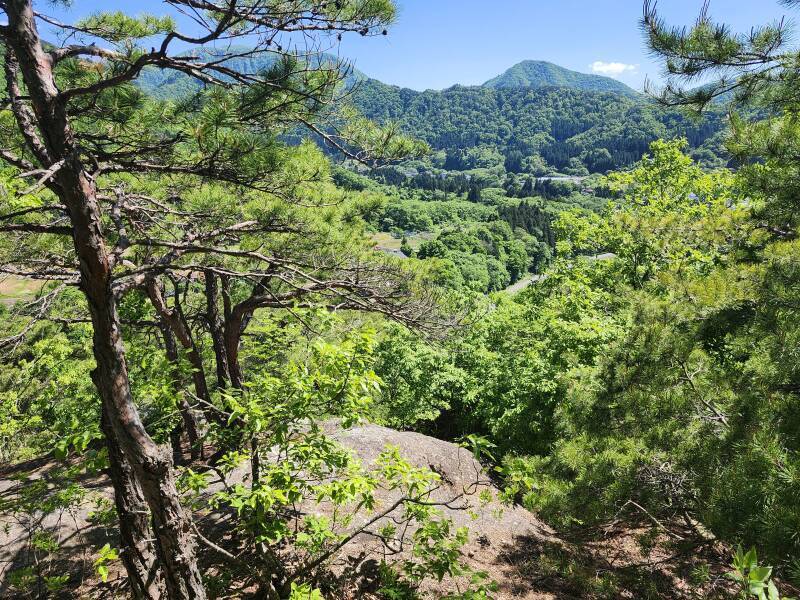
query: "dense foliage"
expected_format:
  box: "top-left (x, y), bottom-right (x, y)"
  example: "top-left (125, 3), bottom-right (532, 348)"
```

top-left (136, 47), bottom-right (731, 177)
top-left (353, 80), bottom-right (730, 175)
top-left (4, 0), bottom-right (800, 599)
top-left (482, 60), bottom-right (638, 95)
top-left (371, 138), bottom-right (800, 586)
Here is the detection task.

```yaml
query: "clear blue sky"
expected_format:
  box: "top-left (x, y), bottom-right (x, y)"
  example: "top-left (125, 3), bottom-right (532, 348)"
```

top-left (38, 0), bottom-right (794, 91)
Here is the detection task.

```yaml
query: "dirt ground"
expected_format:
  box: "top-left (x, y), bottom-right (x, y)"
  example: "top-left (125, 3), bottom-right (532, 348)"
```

top-left (0, 276), bottom-right (43, 307)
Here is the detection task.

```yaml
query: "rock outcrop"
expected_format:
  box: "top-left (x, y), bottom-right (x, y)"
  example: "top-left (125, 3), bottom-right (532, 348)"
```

top-left (1, 423), bottom-right (565, 598)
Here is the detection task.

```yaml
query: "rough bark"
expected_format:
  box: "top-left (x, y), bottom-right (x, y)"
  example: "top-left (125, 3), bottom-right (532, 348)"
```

top-left (170, 425), bottom-right (185, 466)
top-left (3, 2), bottom-right (206, 597)
top-left (101, 409), bottom-right (165, 599)
top-left (222, 279), bottom-right (267, 391)
top-left (204, 270), bottom-right (230, 389)
top-left (78, 202), bottom-right (206, 600)
top-left (223, 308), bottom-right (246, 390)
top-left (219, 275), bottom-right (245, 389)
top-left (147, 279), bottom-right (221, 430)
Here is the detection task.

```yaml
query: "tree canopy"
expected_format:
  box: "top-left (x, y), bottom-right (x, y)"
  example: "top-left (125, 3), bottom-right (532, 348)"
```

top-left (3, 1), bottom-right (800, 599)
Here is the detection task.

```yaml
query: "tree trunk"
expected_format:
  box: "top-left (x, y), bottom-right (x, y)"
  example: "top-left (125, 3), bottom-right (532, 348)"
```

top-left (170, 425), bottom-right (185, 466)
top-left (83, 235), bottom-right (205, 600)
top-left (225, 319), bottom-right (244, 390)
top-left (221, 275), bottom-right (272, 391)
top-left (4, 3), bottom-right (206, 597)
top-left (223, 309), bottom-right (246, 390)
top-left (101, 409), bottom-right (165, 599)
top-left (204, 270), bottom-right (230, 389)
top-left (219, 275), bottom-right (246, 389)
top-left (147, 279), bottom-right (220, 429)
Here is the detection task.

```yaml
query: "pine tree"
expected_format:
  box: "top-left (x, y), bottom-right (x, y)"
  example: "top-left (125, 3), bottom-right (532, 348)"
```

top-left (0, 2), bottom-right (419, 597)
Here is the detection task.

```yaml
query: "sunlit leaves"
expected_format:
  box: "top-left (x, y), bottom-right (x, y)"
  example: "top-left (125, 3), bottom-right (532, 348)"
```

top-left (93, 544), bottom-right (119, 583)
top-left (76, 12), bottom-right (176, 43)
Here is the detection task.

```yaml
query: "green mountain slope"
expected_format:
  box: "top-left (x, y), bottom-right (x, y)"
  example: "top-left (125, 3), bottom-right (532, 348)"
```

top-left (352, 78), bottom-right (727, 173)
top-left (134, 51), bottom-right (727, 173)
top-left (482, 60), bottom-right (637, 96)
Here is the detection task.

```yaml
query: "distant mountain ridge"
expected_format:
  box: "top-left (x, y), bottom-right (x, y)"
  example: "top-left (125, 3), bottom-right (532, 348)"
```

top-left (134, 49), bottom-right (727, 174)
top-left (482, 60), bottom-right (637, 96)
top-left (136, 51), bottom-right (635, 98)
top-left (136, 48), bottom-right (367, 99)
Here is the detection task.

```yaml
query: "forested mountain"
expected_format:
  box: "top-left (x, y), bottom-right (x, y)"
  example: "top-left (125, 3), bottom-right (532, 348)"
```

top-left (352, 78), bottom-right (728, 173)
top-left (6, 1), bottom-right (800, 599)
top-left (136, 51), bottom-right (729, 174)
top-left (482, 59), bottom-right (638, 95)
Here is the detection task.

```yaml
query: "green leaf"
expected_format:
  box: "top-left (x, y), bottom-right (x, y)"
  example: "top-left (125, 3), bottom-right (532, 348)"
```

top-left (750, 581), bottom-right (767, 595)
top-left (750, 566), bottom-right (773, 583)
top-left (768, 581), bottom-right (780, 600)
top-left (97, 565), bottom-right (109, 583)
top-left (744, 548), bottom-right (759, 571)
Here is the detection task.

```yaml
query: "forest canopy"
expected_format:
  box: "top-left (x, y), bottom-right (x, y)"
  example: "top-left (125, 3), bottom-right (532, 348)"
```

top-left (1, 1), bottom-right (800, 600)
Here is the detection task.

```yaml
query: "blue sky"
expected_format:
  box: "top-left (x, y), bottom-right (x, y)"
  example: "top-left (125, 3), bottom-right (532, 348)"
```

top-left (338, 0), bottom-right (793, 90)
top-left (39, 0), bottom-right (794, 91)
